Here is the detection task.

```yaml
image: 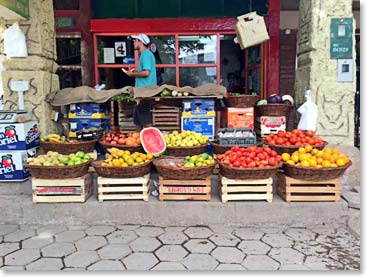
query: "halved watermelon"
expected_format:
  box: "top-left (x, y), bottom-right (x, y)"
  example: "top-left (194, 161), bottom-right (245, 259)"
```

top-left (140, 127), bottom-right (166, 156)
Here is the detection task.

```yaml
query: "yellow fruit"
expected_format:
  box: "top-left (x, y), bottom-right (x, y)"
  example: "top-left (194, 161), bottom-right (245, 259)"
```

top-left (316, 157), bottom-right (324, 164)
top-left (330, 163), bottom-right (338, 167)
top-left (298, 147), bottom-right (306, 154)
top-left (322, 160), bottom-right (331, 167)
top-left (324, 148), bottom-right (333, 155)
top-left (286, 160), bottom-right (295, 165)
top-left (112, 159), bottom-right (121, 167)
top-left (305, 144), bottom-right (313, 153)
top-left (291, 154), bottom-right (299, 163)
top-left (336, 158), bottom-right (346, 166)
top-left (332, 149), bottom-right (340, 155)
top-left (322, 152), bottom-right (331, 161)
top-left (146, 153), bottom-right (153, 160)
top-left (316, 150), bottom-right (324, 158)
top-left (309, 159), bottom-right (317, 167)
top-left (281, 153), bottom-right (291, 162)
top-left (299, 153), bottom-right (308, 162)
top-left (311, 149), bottom-right (319, 156)
top-left (300, 160), bottom-right (310, 167)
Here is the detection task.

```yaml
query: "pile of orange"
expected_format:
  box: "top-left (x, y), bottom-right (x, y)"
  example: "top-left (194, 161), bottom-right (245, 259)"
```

top-left (281, 145), bottom-right (350, 168)
top-left (102, 150), bottom-right (153, 167)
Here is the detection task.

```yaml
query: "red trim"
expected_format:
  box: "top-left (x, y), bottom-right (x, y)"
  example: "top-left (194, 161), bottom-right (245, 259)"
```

top-left (267, 0), bottom-right (281, 97)
top-left (91, 18), bottom-right (237, 33)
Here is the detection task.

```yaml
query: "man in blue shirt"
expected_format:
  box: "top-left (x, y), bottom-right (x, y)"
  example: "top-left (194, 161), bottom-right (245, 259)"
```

top-left (122, 34), bottom-right (157, 129)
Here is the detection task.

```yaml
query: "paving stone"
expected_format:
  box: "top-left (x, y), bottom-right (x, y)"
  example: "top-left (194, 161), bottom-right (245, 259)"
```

top-left (85, 225), bottom-right (116, 236)
top-left (3, 229), bottom-right (35, 242)
top-left (0, 242), bottom-right (20, 256)
top-left (238, 240), bottom-right (271, 255)
top-left (19, 225), bottom-right (39, 230)
top-left (233, 228), bottom-right (264, 240)
top-left (304, 255), bottom-right (344, 270)
top-left (183, 239), bottom-right (216, 254)
top-left (158, 232), bottom-right (188, 245)
top-left (62, 267), bottom-right (86, 271)
top-left (242, 255), bottom-right (279, 270)
top-left (279, 264), bottom-right (310, 270)
top-left (164, 227), bottom-right (187, 233)
top-left (98, 243), bottom-right (132, 260)
top-left (67, 225), bottom-right (89, 231)
top-left (152, 262), bottom-right (186, 270)
top-left (0, 225), bottom-right (18, 236)
top-left (106, 230), bottom-right (137, 244)
top-left (41, 242), bottom-right (76, 258)
top-left (285, 228), bottom-right (317, 241)
top-left (352, 186), bottom-right (360, 193)
top-left (184, 227), bottom-right (213, 239)
top-left (342, 191), bottom-right (360, 209)
top-left (22, 236), bottom-right (54, 249)
top-left (182, 254), bottom-right (218, 270)
top-left (117, 224), bottom-right (140, 231)
top-left (25, 258), bottom-right (63, 270)
top-left (1, 265), bottom-right (24, 270)
top-left (260, 227), bottom-right (286, 234)
top-left (135, 226), bottom-right (164, 237)
top-left (0, 235), bottom-right (2, 243)
top-left (87, 260), bottom-right (125, 270)
top-left (208, 224), bottom-right (235, 234)
top-left (261, 234), bottom-right (294, 248)
top-left (328, 247), bottom-right (360, 268)
top-left (311, 226), bottom-right (337, 236)
top-left (37, 225), bottom-right (67, 236)
top-left (130, 237), bottom-right (161, 252)
top-left (268, 248), bottom-right (305, 265)
top-left (215, 264), bottom-right (246, 270)
top-left (293, 241), bottom-right (329, 256)
top-left (155, 245), bottom-right (188, 262)
top-left (211, 247), bottom-right (245, 264)
top-left (0, 256), bottom-right (3, 267)
top-left (122, 253), bottom-right (158, 270)
top-left (209, 233), bottom-right (239, 246)
top-left (75, 236), bottom-right (107, 251)
top-left (347, 208), bottom-right (360, 238)
top-left (64, 251), bottom-right (99, 268)
top-left (4, 249), bottom-right (40, 266)
top-left (55, 230), bottom-right (85, 242)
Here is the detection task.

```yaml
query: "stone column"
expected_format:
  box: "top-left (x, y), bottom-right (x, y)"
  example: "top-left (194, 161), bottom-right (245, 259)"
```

top-left (0, 0), bottom-right (59, 135)
top-left (295, 0), bottom-right (356, 145)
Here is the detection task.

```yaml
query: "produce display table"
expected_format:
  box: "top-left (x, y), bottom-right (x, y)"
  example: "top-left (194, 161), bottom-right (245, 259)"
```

top-left (158, 176), bottom-right (211, 201)
top-left (277, 174), bottom-right (340, 202)
top-left (219, 175), bottom-right (273, 203)
top-left (32, 174), bottom-right (93, 203)
top-left (97, 174), bottom-right (150, 202)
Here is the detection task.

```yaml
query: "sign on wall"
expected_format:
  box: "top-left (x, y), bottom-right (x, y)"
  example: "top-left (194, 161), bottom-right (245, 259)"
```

top-left (0, 0), bottom-right (29, 20)
top-left (330, 18), bottom-right (353, 59)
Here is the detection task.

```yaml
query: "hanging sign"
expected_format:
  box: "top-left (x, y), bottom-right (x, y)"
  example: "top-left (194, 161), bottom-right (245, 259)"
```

top-left (0, 0), bottom-right (29, 20)
top-left (330, 18), bottom-right (353, 59)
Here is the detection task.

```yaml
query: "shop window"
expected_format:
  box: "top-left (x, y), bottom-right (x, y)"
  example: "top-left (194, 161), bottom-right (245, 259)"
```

top-left (179, 35), bottom-right (217, 64)
top-left (244, 44), bottom-right (263, 97)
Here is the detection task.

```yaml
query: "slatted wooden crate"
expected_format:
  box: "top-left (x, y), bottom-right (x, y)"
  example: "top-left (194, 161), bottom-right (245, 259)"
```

top-left (277, 174), bottom-right (340, 202)
top-left (32, 174), bottom-right (93, 203)
top-left (153, 105), bottom-right (180, 131)
top-left (159, 176), bottom-right (211, 201)
top-left (220, 175), bottom-right (273, 203)
top-left (97, 174), bottom-right (150, 202)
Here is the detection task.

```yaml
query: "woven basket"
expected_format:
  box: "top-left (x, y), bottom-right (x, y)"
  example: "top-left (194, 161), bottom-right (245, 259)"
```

top-left (225, 95), bottom-right (259, 108)
top-left (165, 144), bottom-right (208, 157)
top-left (282, 161), bottom-right (352, 181)
top-left (40, 139), bottom-right (97, 155)
top-left (28, 161), bottom-right (91, 179)
top-left (92, 160), bottom-right (152, 178)
top-left (265, 142), bottom-right (328, 155)
top-left (210, 141), bottom-right (263, 154)
top-left (99, 140), bottom-right (144, 154)
top-left (255, 104), bottom-right (292, 117)
top-left (218, 162), bottom-right (280, 180)
top-left (153, 157), bottom-right (215, 180)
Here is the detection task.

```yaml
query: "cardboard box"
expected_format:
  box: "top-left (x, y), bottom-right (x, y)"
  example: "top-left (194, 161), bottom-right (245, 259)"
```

top-left (0, 121), bottom-right (40, 151)
top-left (255, 116), bottom-right (286, 137)
top-left (181, 116), bottom-right (215, 141)
top-left (0, 147), bottom-right (37, 181)
top-left (69, 118), bottom-right (110, 138)
top-left (222, 107), bottom-right (254, 129)
top-left (182, 99), bottom-right (215, 117)
top-left (69, 103), bottom-right (109, 119)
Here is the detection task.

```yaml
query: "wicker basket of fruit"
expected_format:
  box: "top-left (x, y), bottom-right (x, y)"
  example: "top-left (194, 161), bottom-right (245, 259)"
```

top-left (40, 134), bottom-right (97, 155)
top-left (218, 162), bottom-right (280, 180)
top-left (225, 94), bottom-right (259, 108)
top-left (92, 160), bottom-right (152, 178)
top-left (99, 131), bottom-right (143, 153)
top-left (166, 144), bottom-right (208, 157)
top-left (27, 151), bottom-right (92, 179)
top-left (282, 161), bottom-right (352, 181)
top-left (256, 104), bottom-right (292, 117)
top-left (153, 154), bottom-right (216, 180)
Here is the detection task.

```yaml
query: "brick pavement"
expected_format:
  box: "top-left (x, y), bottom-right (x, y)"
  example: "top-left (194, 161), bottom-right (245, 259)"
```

top-left (0, 223), bottom-right (360, 271)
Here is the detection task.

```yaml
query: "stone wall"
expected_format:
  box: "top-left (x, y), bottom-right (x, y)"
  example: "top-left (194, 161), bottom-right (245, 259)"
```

top-left (0, 0), bottom-right (59, 135)
top-left (295, 0), bottom-right (356, 146)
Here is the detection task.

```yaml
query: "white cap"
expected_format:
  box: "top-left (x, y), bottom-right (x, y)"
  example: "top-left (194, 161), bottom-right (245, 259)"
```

top-left (131, 34), bottom-right (150, 45)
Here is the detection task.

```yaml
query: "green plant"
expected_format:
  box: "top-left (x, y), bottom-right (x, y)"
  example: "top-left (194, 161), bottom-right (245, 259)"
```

top-left (111, 94), bottom-right (135, 103)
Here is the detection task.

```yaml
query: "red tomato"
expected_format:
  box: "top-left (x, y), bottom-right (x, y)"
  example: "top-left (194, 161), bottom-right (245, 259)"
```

top-left (289, 136), bottom-right (297, 144)
top-left (306, 130), bottom-right (314, 137)
top-left (277, 130), bottom-right (285, 138)
top-left (275, 137), bottom-right (284, 145)
top-left (268, 157), bottom-right (277, 166)
top-left (233, 160), bottom-right (241, 167)
top-left (257, 153), bottom-right (265, 160)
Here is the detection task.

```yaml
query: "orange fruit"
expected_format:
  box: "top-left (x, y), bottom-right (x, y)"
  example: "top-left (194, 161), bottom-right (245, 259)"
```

top-left (322, 152), bottom-right (331, 161)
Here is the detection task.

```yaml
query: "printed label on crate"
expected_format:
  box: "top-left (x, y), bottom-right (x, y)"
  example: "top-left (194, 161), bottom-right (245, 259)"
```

top-left (181, 116), bottom-right (215, 141)
top-left (260, 116), bottom-right (286, 128)
top-left (167, 186), bottom-right (205, 194)
top-left (0, 121), bottom-right (40, 150)
top-left (0, 147), bottom-right (37, 181)
top-left (69, 103), bottom-right (107, 117)
top-left (35, 187), bottom-right (83, 195)
top-left (182, 99), bottom-right (215, 116)
top-left (224, 107), bottom-right (254, 129)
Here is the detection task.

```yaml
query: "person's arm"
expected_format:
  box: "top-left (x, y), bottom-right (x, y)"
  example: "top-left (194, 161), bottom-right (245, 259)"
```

top-left (123, 68), bottom-right (150, 78)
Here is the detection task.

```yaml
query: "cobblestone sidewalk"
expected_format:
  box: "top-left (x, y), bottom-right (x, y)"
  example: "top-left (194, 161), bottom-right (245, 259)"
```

top-left (0, 223), bottom-right (360, 271)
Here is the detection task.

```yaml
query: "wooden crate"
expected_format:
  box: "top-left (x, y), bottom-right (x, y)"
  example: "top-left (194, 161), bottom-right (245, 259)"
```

top-left (32, 174), bottom-right (93, 203)
top-left (97, 174), bottom-right (150, 202)
top-left (220, 175), bottom-right (273, 203)
top-left (277, 174), bottom-right (340, 202)
top-left (153, 105), bottom-right (180, 131)
top-left (159, 176), bottom-right (211, 201)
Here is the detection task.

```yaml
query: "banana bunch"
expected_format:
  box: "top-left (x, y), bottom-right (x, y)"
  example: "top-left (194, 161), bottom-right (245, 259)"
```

top-left (41, 134), bottom-right (71, 143)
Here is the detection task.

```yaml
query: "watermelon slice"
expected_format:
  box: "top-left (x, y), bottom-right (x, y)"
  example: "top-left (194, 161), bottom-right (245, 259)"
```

top-left (140, 127), bottom-right (166, 156)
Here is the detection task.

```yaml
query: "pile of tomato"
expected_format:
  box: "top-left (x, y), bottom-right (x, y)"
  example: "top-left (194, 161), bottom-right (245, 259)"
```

top-left (265, 129), bottom-right (325, 146)
top-left (215, 146), bottom-right (282, 168)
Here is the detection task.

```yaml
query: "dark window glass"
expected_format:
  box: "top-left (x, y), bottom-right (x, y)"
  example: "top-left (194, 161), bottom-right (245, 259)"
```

top-left (53, 0), bottom-right (79, 10)
top-left (56, 38), bottom-right (81, 65)
top-left (57, 69), bottom-right (81, 89)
